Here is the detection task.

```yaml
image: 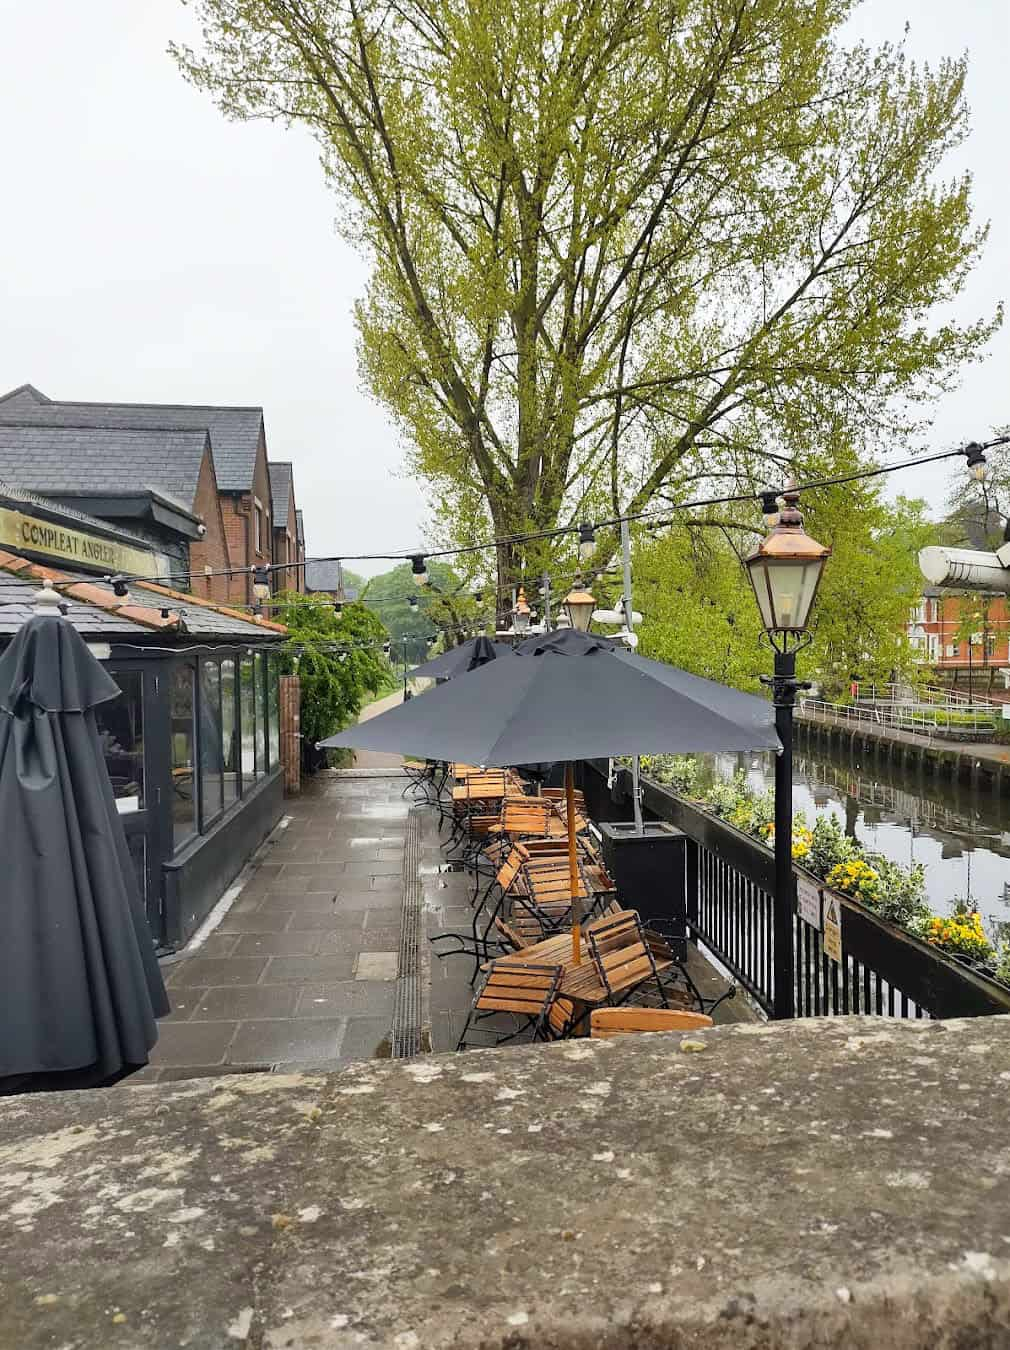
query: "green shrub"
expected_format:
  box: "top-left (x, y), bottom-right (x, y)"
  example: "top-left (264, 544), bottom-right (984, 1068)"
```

top-left (808, 813), bottom-right (858, 878)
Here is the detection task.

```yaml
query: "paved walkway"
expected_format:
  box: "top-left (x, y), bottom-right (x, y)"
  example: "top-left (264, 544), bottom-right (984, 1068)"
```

top-left (352, 688), bottom-right (405, 769)
top-left (143, 772), bottom-right (416, 1082)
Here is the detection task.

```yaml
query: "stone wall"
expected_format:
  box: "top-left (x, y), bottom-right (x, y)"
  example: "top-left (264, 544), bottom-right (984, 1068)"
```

top-left (3, 1016), bottom-right (1010, 1348)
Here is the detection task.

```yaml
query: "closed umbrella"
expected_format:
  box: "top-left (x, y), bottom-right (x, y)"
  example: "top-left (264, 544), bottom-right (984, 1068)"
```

top-left (321, 633), bottom-right (778, 960)
top-left (407, 635), bottom-right (515, 681)
top-left (0, 603), bottom-right (169, 1093)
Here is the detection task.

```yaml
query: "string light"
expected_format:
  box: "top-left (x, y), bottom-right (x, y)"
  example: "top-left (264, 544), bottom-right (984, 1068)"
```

top-left (759, 488), bottom-right (781, 529)
top-left (0, 435), bottom-right (1005, 597)
top-left (965, 444), bottom-right (989, 482)
top-left (578, 521), bottom-right (596, 563)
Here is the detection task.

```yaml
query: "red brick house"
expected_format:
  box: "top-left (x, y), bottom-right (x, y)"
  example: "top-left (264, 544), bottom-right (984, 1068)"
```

top-left (268, 461), bottom-right (305, 593)
top-left (910, 589), bottom-right (1010, 697)
top-left (0, 385), bottom-right (302, 606)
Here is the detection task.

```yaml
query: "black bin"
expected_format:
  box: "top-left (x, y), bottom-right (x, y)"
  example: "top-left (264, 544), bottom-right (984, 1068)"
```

top-left (595, 821), bottom-right (688, 956)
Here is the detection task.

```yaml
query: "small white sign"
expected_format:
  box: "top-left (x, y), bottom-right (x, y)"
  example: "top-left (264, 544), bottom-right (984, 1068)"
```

top-left (823, 892), bottom-right (843, 964)
top-left (797, 876), bottom-right (822, 931)
top-left (115, 795), bottom-right (140, 815)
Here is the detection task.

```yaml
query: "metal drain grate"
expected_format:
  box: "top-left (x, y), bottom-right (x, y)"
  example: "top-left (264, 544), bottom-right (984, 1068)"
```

top-left (391, 805), bottom-right (424, 1057)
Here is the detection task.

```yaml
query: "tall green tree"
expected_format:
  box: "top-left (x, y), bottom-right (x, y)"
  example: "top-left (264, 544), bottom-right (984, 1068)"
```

top-left (361, 559), bottom-right (462, 658)
top-left (634, 487), bottom-right (932, 699)
top-left (175, 0), bottom-right (997, 606)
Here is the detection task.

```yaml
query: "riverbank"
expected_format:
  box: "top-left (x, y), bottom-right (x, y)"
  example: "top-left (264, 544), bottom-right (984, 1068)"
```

top-left (797, 706), bottom-right (1010, 795)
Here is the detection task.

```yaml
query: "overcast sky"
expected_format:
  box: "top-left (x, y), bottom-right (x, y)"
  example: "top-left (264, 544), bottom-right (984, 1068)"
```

top-left (0, 2), bottom-right (1006, 576)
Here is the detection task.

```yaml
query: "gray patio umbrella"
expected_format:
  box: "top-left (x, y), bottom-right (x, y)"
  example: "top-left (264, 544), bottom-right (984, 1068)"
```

top-left (0, 608), bottom-right (169, 1094)
top-left (407, 635), bottom-right (514, 681)
top-left (320, 632), bottom-right (778, 960)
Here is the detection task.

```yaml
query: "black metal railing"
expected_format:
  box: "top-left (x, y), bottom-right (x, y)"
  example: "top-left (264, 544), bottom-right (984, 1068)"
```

top-left (581, 761), bottom-right (1010, 1021)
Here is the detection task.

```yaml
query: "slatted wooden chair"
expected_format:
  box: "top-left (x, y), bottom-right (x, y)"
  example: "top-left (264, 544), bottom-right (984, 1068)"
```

top-left (490, 797), bottom-right (556, 842)
top-left (589, 1008), bottom-right (713, 1038)
top-left (587, 910), bottom-right (672, 1008)
top-left (456, 961), bottom-right (563, 1050)
top-left (540, 786), bottom-right (586, 810)
top-left (547, 994), bottom-right (580, 1040)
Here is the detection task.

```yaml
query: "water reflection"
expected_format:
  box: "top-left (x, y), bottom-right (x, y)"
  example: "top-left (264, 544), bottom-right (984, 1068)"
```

top-left (689, 734), bottom-right (1010, 924)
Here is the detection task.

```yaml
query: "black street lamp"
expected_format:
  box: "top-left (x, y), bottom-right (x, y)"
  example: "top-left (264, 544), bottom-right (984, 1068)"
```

top-left (744, 484), bottom-right (830, 1019)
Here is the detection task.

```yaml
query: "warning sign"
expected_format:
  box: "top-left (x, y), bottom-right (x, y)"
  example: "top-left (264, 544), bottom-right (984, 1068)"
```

top-left (797, 876), bottom-right (822, 931)
top-left (823, 893), bottom-right (843, 963)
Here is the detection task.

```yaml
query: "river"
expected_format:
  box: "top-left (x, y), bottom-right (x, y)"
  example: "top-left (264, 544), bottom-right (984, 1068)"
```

top-left (694, 731), bottom-right (1010, 927)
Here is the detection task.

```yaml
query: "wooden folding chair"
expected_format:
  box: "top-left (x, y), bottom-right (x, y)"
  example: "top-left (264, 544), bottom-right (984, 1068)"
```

top-left (589, 1008), bottom-right (713, 1038)
top-left (587, 910), bottom-right (672, 1008)
top-left (492, 798), bottom-right (555, 841)
top-left (456, 961), bottom-right (562, 1050)
top-left (547, 994), bottom-right (580, 1040)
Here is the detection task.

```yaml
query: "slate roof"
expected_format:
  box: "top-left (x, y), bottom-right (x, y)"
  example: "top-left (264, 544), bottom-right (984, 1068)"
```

top-left (0, 423), bottom-right (208, 516)
top-left (0, 552), bottom-right (286, 642)
top-left (0, 384), bottom-right (264, 493)
top-left (305, 560), bottom-right (344, 593)
top-left (269, 461), bottom-right (293, 529)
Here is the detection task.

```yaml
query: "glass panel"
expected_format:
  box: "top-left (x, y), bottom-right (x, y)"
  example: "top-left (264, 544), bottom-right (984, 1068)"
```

top-left (199, 659), bottom-right (224, 826)
top-left (221, 657), bottom-right (239, 809)
top-left (95, 669), bottom-right (144, 808)
top-left (268, 655), bottom-right (280, 768)
top-left (254, 652), bottom-right (267, 776)
top-left (170, 664), bottom-right (197, 849)
top-left (240, 656), bottom-right (256, 784)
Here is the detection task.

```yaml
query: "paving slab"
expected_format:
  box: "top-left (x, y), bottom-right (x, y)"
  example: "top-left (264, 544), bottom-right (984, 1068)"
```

top-left (227, 1019), bottom-right (346, 1066)
top-left (191, 985), bottom-right (300, 1021)
top-left (354, 951), bottom-right (398, 981)
top-left (262, 954), bottom-right (359, 985)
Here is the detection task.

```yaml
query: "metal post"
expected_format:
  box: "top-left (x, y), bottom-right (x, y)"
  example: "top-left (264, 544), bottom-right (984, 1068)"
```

top-left (541, 572), bottom-right (552, 630)
top-left (772, 647), bottom-right (797, 1020)
top-left (620, 517), bottom-right (644, 834)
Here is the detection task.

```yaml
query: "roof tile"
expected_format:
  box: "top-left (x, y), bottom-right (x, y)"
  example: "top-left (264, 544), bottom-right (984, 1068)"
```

top-left (0, 386), bottom-right (264, 492)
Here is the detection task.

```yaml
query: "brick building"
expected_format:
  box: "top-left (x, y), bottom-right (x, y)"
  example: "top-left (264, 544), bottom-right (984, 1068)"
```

top-left (268, 461), bottom-right (305, 593)
top-left (0, 385), bottom-right (306, 605)
top-left (910, 589), bottom-right (1010, 697)
top-left (0, 421), bottom-right (231, 599)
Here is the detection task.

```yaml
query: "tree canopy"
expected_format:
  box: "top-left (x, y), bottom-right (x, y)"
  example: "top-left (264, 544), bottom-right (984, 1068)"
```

top-left (633, 487), bottom-right (933, 699)
top-left (361, 559), bottom-right (461, 658)
top-left (275, 592), bottom-right (390, 756)
top-left (175, 0), bottom-right (997, 606)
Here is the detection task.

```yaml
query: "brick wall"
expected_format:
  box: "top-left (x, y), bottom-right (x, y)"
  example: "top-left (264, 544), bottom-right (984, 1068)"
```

top-left (279, 674), bottom-right (301, 795)
top-left (286, 476), bottom-right (304, 593)
top-left (222, 495), bottom-right (252, 606)
top-left (188, 447), bottom-right (232, 604)
top-left (215, 428), bottom-right (280, 609)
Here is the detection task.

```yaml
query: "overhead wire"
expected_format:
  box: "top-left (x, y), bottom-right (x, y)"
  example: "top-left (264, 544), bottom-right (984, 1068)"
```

top-left (0, 434), bottom-right (1005, 596)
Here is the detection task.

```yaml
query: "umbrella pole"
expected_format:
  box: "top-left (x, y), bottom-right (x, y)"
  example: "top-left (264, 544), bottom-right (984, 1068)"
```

top-left (566, 763), bottom-right (582, 964)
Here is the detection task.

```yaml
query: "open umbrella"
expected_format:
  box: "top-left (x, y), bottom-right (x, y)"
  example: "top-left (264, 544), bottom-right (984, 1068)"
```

top-left (321, 632), bottom-right (778, 961)
top-left (407, 635), bottom-right (515, 681)
top-left (0, 601), bottom-right (169, 1093)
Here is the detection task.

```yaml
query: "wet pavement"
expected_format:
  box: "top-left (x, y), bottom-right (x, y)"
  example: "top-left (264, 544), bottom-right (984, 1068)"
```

top-left (139, 768), bottom-right (751, 1083)
top-left (141, 771), bottom-right (417, 1081)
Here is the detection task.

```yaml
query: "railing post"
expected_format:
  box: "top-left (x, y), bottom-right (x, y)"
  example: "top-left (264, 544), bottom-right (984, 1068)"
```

top-left (772, 649), bottom-right (797, 1020)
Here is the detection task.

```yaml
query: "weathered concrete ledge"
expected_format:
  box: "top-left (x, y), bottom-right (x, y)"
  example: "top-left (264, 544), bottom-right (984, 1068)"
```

top-left (3, 1017), bottom-right (1010, 1348)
